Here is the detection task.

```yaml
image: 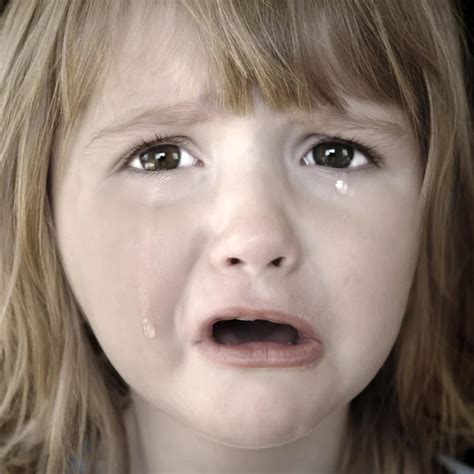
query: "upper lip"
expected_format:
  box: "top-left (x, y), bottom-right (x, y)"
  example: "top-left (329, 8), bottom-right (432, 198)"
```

top-left (194, 305), bottom-right (319, 343)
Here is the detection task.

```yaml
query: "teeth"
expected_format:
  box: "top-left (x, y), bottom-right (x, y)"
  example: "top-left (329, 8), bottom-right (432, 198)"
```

top-left (235, 316), bottom-right (256, 321)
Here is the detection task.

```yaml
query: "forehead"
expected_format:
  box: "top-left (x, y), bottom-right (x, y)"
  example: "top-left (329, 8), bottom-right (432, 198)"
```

top-left (100, 1), bottom-right (211, 111)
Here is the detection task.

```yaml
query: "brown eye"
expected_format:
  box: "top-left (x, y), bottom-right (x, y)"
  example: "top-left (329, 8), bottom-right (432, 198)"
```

top-left (312, 142), bottom-right (354, 168)
top-left (139, 144), bottom-right (180, 171)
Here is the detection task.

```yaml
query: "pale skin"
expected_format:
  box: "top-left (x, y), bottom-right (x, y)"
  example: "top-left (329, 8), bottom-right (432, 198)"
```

top-left (51, 2), bottom-right (422, 473)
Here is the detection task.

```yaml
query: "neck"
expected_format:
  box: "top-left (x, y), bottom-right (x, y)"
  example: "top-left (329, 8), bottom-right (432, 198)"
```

top-left (124, 395), bottom-right (349, 474)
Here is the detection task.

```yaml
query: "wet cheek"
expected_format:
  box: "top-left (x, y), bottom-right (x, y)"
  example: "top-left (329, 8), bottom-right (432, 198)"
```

top-left (321, 179), bottom-right (419, 368)
top-left (55, 181), bottom-right (192, 365)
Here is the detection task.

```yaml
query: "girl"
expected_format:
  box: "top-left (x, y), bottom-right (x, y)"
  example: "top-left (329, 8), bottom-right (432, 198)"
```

top-left (1, 0), bottom-right (473, 473)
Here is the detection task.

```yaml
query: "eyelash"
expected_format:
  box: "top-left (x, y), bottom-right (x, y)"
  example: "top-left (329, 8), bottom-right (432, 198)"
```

top-left (119, 133), bottom-right (190, 175)
top-left (118, 132), bottom-right (385, 175)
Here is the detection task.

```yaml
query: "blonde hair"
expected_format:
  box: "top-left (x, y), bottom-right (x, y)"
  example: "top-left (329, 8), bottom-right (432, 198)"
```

top-left (0, 0), bottom-right (472, 473)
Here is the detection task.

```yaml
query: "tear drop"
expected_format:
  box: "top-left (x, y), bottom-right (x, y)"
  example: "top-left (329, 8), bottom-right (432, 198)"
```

top-left (335, 179), bottom-right (349, 195)
top-left (141, 318), bottom-right (156, 339)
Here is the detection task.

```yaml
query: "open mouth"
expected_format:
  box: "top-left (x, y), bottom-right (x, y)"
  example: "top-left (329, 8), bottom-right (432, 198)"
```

top-left (197, 312), bottom-right (322, 368)
top-left (212, 319), bottom-right (300, 345)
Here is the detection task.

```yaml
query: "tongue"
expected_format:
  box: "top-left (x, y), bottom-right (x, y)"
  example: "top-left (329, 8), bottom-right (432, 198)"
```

top-left (213, 319), bottom-right (298, 345)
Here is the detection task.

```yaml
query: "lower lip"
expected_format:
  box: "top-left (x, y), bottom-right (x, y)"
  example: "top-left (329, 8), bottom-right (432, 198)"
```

top-left (196, 337), bottom-right (323, 368)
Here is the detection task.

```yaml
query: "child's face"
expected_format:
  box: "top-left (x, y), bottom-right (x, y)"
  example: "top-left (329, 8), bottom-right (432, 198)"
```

top-left (51, 2), bottom-right (421, 450)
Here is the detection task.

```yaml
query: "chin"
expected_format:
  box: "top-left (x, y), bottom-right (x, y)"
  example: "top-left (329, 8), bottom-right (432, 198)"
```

top-left (191, 407), bottom-right (323, 449)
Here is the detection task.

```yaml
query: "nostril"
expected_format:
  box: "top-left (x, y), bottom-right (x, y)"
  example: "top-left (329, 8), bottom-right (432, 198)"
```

top-left (272, 256), bottom-right (284, 266)
top-left (227, 256), bottom-right (284, 266)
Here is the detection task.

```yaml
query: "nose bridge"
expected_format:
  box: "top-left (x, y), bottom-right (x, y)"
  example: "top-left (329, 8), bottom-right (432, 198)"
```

top-left (207, 145), bottom-right (300, 279)
top-left (214, 116), bottom-right (288, 208)
top-left (219, 157), bottom-right (284, 211)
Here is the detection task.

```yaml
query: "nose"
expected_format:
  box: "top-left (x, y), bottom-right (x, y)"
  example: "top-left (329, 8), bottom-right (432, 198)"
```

top-left (209, 219), bottom-right (300, 278)
top-left (208, 209), bottom-right (300, 279)
top-left (206, 116), bottom-right (301, 280)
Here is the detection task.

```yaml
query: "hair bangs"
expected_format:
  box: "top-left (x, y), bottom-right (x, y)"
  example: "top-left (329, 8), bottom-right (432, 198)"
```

top-left (181, 0), bottom-right (425, 121)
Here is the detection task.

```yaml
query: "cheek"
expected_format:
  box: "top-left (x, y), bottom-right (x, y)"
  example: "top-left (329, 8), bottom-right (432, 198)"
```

top-left (312, 174), bottom-right (420, 390)
top-left (53, 177), bottom-right (192, 362)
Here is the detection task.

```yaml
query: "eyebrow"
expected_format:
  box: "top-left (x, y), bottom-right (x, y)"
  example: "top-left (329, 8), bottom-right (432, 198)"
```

top-left (83, 99), bottom-right (407, 154)
top-left (84, 96), bottom-right (219, 145)
top-left (290, 108), bottom-right (407, 139)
